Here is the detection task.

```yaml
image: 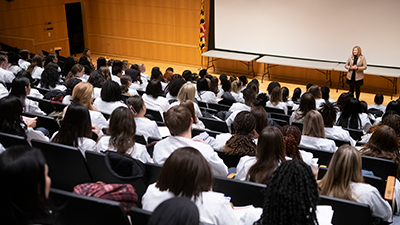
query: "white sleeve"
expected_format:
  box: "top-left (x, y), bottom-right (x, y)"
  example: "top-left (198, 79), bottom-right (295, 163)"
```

top-left (215, 199), bottom-right (240, 225)
top-left (365, 188), bottom-right (393, 222)
top-left (283, 104), bottom-right (288, 115)
top-left (26, 127), bottom-right (50, 143)
top-left (151, 123), bottom-right (162, 139)
top-left (206, 150), bottom-right (228, 177)
top-left (25, 99), bottom-right (46, 115)
top-left (235, 157), bottom-right (249, 181)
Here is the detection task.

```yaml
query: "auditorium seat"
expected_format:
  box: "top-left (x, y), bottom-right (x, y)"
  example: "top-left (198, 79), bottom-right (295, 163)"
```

top-left (269, 112), bottom-right (290, 124)
top-left (33, 87), bottom-right (50, 96)
top-left (27, 96), bottom-right (56, 114)
top-left (192, 128), bottom-right (222, 138)
top-left (207, 102), bottom-right (230, 112)
top-left (23, 112), bottom-right (60, 137)
top-left (361, 156), bottom-right (397, 180)
top-left (145, 162), bottom-right (162, 185)
top-left (199, 117), bottom-right (229, 133)
top-left (0, 132), bottom-right (30, 148)
top-left (145, 109), bottom-right (164, 122)
top-left (343, 128), bottom-right (364, 141)
top-left (292, 122), bottom-right (303, 132)
top-left (271, 118), bottom-right (288, 127)
top-left (135, 134), bottom-right (147, 145)
top-left (128, 207), bottom-right (152, 225)
top-left (329, 138), bottom-right (351, 147)
top-left (214, 149), bottom-right (242, 168)
top-left (299, 146), bottom-right (333, 166)
top-left (147, 136), bottom-right (162, 158)
top-left (265, 106), bottom-right (285, 114)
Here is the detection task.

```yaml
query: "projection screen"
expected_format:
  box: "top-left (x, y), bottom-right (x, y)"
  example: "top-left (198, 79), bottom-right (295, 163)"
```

top-left (213, 0), bottom-right (400, 68)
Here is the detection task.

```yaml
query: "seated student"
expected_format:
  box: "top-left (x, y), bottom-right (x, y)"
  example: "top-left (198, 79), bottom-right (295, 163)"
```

top-left (290, 92), bottom-right (315, 124)
top-left (125, 68), bottom-right (147, 92)
top-left (96, 57), bottom-right (107, 70)
top-left (290, 87), bottom-right (301, 104)
top-left (27, 54), bottom-right (45, 80)
top-left (336, 97), bottom-right (371, 133)
top-left (266, 81), bottom-right (280, 97)
top-left (318, 145), bottom-right (392, 223)
top-left (120, 75), bottom-right (138, 96)
top-left (142, 80), bottom-right (170, 115)
top-left (361, 112), bottom-right (400, 144)
top-left (321, 86), bottom-right (335, 103)
top-left (0, 95), bottom-right (49, 143)
top-left (19, 49), bottom-right (31, 70)
top-left (88, 70), bottom-right (106, 99)
top-left (164, 77), bottom-right (186, 102)
top-left (169, 82), bottom-right (202, 118)
top-left (266, 86), bottom-right (288, 114)
top-left (235, 126), bottom-right (285, 183)
top-left (281, 86), bottom-right (293, 107)
top-left (195, 77), bottom-right (218, 104)
top-left (93, 80), bottom-right (127, 115)
top-left (139, 63), bottom-right (150, 82)
top-left (179, 100), bottom-right (205, 130)
top-left (111, 60), bottom-right (123, 84)
top-left (16, 70), bottom-right (43, 98)
top-left (368, 93), bottom-right (386, 114)
top-left (153, 105), bottom-right (228, 176)
top-left (210, 76), bottom-right (220, 95)
top-left (52, 103), bottom-right (100, 155)
top-left (62, 78), bottom-right (81, 105)
top-left (300, 83), bottom-right (313, 97)
top-left (61, 56), bottom-right (77, 78)
top-left (299, 110), bottom-right (336, 152)
top-left (6, 52), bottom-right (21, 76)
top-left (98, 66), bottom-right (111, 81)
top-left (126, 95), bottom-right (162, 140)
top-left (226, 87), bottom-right (257, 128)
top-left (38, 67), bottom-right (66, 91)
top-left (151, 67), bottom-right (167, 91)
top-left (143, 147), bottom-right (240, 225)
top-left (319, 102), bottom-right (356, 146)
top-left (254, 160), bottom-right (323, 225)
top-left (96, 107), bottom-right (151, 163)
top-left (9, 76), bottom-right (46, 115)
top-left (308, 85), bottom-right (325, 110)
top-left (65, 64), bottom-right (86, 83)
top-left (220, 80), bottom-right (236, 105)
top-left (230, 80), bottom-right (244, 103)
top-left (218, 111), bottom-right (257, 155)
top-left (0, 146), bottom-right (53, 225)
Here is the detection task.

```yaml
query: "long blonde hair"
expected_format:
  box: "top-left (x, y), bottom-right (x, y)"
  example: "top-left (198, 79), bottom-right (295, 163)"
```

top-left (318, 145), bottom-right (363, 201)
top-left (177, 83), bottom-right (196, 102)
top-left (71, 82), bottom-right (95, 110)
top-left (303, 110), bottom-right (325, 138)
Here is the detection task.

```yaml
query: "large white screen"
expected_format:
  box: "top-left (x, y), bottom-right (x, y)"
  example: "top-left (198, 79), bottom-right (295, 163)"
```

top-left (214, 0), bottom-right (400, 67)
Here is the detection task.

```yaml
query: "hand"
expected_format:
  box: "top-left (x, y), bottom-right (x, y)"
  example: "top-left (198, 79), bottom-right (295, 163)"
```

top-left (25, 117), bottom-right (37, 128)
top-left (92, 125), bottom-right (101, 134)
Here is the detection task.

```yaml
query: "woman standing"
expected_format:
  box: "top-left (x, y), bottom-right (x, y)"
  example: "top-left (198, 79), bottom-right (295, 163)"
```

top-left (345, 46), bottom-right (367, 99)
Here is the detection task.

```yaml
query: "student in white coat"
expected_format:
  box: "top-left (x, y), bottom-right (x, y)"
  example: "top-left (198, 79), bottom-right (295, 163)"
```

top-left (93, 80), bottom-right (127, 115)
top-left (126, 95), bottom-right (162, 141)
top-left (308, 85), bottom-right (326, 110)
top-left (95, 107), bottom-right (151, 163)
top-left (153, 105), bottom-right (228, 177)
top-left (27, 55), bottom-right (45, 80)
top-left (143, 147), bottom-right (244, 225)
top-left (0, 55), bottom-right (15, 84)
top-left (318, 145), bottom-right (393, 223)
top-left (169, 82), bottom-right (203, 118)
top-left (142, 80), bottom-right (170, 114)
top-left (289, 92), bottom-right (315, 125)
top-left (336, 97), bottom-right (371, 133)
top-left (266, 86), bottom-right (288, 115)
top-left (9, 76), bottom-right (45, 115)
top-left (299, 110), bottom-right (336, 152)
top-left (195, 77), bottom-right (218, 104)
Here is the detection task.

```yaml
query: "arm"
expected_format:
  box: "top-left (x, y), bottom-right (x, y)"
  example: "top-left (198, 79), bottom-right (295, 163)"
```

top-left (357, 56), bottom-right (367, 71)
top-left (345, 57), bottom-right (352, 70)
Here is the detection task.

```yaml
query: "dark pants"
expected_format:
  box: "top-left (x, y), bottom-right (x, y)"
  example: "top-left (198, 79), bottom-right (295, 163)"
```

top-left (349, 85), bottom-right (361, 99)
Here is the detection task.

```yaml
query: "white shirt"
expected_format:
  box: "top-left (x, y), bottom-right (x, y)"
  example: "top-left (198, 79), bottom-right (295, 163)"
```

top-left (235, 156), bottom-right (257, 181)
top-left (266, 101), bottom-right (288, 115)
top-left (324, 126), bottom-right (356, 146)
top-left (153, 135), bottom-right (228, 176)
top-left (28, 89), bottom-right (44, 99)
top-left (31, 66), bottom-right (44, 79)
top-left (93, 98), bottom-right (127, 115)
top-left (315, 98), bottom-right (326, 110)
top-left (51, 131), bottom-right (96, 157)
top-left (141, 73), bottom-right (150, 82)
top-left (18, 59), bottom-right (30, 70)
top-left (368, 104), bottom-right (386, 112)
top-left (111, 75), bottom-right (121, 85)
top-left (0, 67), bottom-right (14, 83)
top-left (93, 87), bottom-right (101, 99)
top-left (95, 136), bottom-right (151, 163)
top-left (336, 112), bottom-right (371, 133)
top-left (212, 133), bottom-right (232, 150)
top-left (24, 98), bottom-right (46, 115)
top-left (62, 95), bottom-right (72, 105)
top-left (134, 117), bottom-right (162, 140)
top-left (143, 183), bottom-right (239, 225)
top-left (196, 91), bottom-right (218, 104)
top-left (165, 93), bottom-right (176, 101)
top-left (226, 103), bottom-right (252, 128)
top-left (7, 65), bottom-right (22, 75)
top-left (142, 94), bottom-right (170, 113)
top-left (26, 127), bottom-right (49, 144)
top-left (170, 101), bottom-right (203, 118)
top-left (231, 91), bottom-right (244, 103)
top-left (299, 135), bottom-right (336, 152)
top-left (130, 81), bottom-right (147, 92)
top-left (289, 109), bottom-right (305, 125)
top-left (89, 110), bottom-right (109, 130)
top-left (0, 83), bottom-right (8, 100)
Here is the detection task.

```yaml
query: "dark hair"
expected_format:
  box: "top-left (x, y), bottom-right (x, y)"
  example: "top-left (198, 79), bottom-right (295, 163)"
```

top-left (281, 87), bottom-right (289, 102)
top-left (7, 51), bottom-right (19, 65)
top-left (125, 69), bottom-right (142, 84)
top-left (40, 67), bottom-right (59, 89)
top-left (360, 100), bottom-right (368, 114)
top-left (165, 106), bottom-right (192, 136)
top-left (243, 87), bottom-right (256, 104)
top-left (61, 57), bottom-right (77, 77)
top-left (27, 55), bottom-right (44, 74)
top-left (239, 75), bottom-right (248, 86)
top-left (65, 64), bottom-right (84, 83)
top-left (146, 80), bottom-right (163, 98)
top-left (82, 48), bottom-right (91, 57)
top-left (0, 146), bottom-right (51, 225)
top-left (148, 197), bottom-right (199, 225)
top-left (248, 79), bottom-right (260, 94)
top-left (16, 70), bottom-right (34, 84)
top-left (251, 106), bottom-right (268, 135)
top-left (130, 64), bottom-right (139, 71)
top-left (223, 111), bottom-right (257, 156)
top-left (20, 49), bottom-right (30, 60)
top-left (156, 147), bottom-right (213, 201)
top-left (120, 75), bottom-right (132, 94)
top-left (280, 125), bottom-right (302, 161)
top-left (336, 98), bottom-right (362, 129)
top-left (107, 107), bottom-right (136, 155)
top-left (209, 76), bottom-right (219, 94)
top-left (308, 85), bottom-right (322, 99)
top-left (306, 83), bottom-right (313, 90)
top-left (386, 100), bottom-right (400, 114)
top-left (253, 93), bottom-right (268, 108)
top-left (44, 54), bottom-right (56, 68)
top-left (295, 92), bottom-right (315, 120)
top-left (52, 103), bottom-right (93, 147)
top-left (319, 101), bottom-right (338, 127)
top-left (291, 87), bottom-right (301, 103)
top-left (196, 78), bottom-right (209, 92)
top-left (78, 55), bottom-right (92, 75)
top-left (88, 70), bottom-right (105, 88)
top-left (112, 60), bottom-right (122, 76)
top-left (374, 93), bottom-right (384, 105)
top-left (97, 57), bottom-right (107, 70)
top-left (255, 160), bottom-right (319, 225)
top-left (219, 74), bottom-right (227, 83)
top-left (0, 96), bottom-right (27, 138)
top-left (321, 86), bottom-right (330, 101)
top-left (64, 78), bottom-right (82, 96)
top-left (165, 77), bottom-right (186, 97)
top-left (182, 70), bottom-right (192, 82)
top-left (10, 76), bottom-right (30, 104)
top-left (221, 79), bottom-right (231, 92)
top-left (336, 92), bottom-right (352, 112)
top-left (267, 82), bottom-right (280, 95)
top-left (151, 67), bottom-right (163, 81)
top-left (126, 95), bottom-right (144, 115)
top-left (199, 69), bottom-right (207, 78)
top-left (101, 80), bottom-right (123, 102)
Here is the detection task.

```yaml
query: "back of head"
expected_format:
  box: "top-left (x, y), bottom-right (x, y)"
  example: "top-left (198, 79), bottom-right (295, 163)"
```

top-left (308, 85), bottom-right (322, 99)
top-left (112, 60), bottom-right (122, 76)
top-left (99, 66), bottom-right (111, 81)
top-left (124, 68), bottom-right (141, 83)
top-left (209, 76), bottom-right (219, 94)
top-left (360, 100), bottom-right (368, 114)
top-left (382, 113), bottom-right (400, 137)
top-left (281, 125), bottom-right (302, 161)
top-left (52, 103), bottom-right (92, 147)
top-left (386, 100), bottom-right (400, 114)
top-left (131, 64), bottom-right (140, 71)
top-left (196, 77), bottom-right (210, 92)
top-left (120, 75), bottom-right (132, 93)
top-left (0, 95), bottom-right (26, 138)
top-left (269, 86), bottom-right (282, 105)
top-left (281, 87), bottom-right (289, 102)
top-left (242, 86), bottom-right (256, 104)
top-left (167, 77), bottom-right (186, 97)
top-left (306, 83), bottom-right (313, 90)
top-left (336, 92), bottom-right (352, 111)
top-left (88, 70), bottom-right (105, 88)
top-left (149, 197), bottom-right (199, 225)
top-left (319, 145), bottom-right (363, 201)
top-left (97, 57), bottom-right (107, 70)
top-left (221, 79), bottom-right (231, 92)
top-left (247, 126), bottom-right (285, 184)
top-left (7, 51), bottom-right (19, 65)
top-left (321, 86), bottom-right (330, 100)
top-left (219, 74), bottom-right (227, 83)
top-left (231, 80), bottom-right (242, 93)
top-left (297, 92), bottom-right (316, 119)
top-left (101, 80), bottom-right (122, 102)
top-left (179, 100), bottom-right (197, 124)
top-left (71, 82), bottom-right (94, 110)
top-left (374, 93), bottom-right (384, 105)
top-left (267, 81), bottom-right (280, 95)
top-left (253, 93), bottom-right (268, 108)
top-left (40, 67), bottom-right (59, 89)
top-left (151, 67), bottom-right (163, 81)
top-left (108, 107), bottom-right (136, 155)
top-left (199, 69), bottom-right (207, 78)
top-left (337, 98), bottom-right (361, 129)
top-left (251, 106), bottom-right (268, 134)
top-left (156, 147), bottom-right (213, 201)
top-left (177, 83), bottom-right (196, 102)
top-left (257, 160), bottom-right (318, 225)
top-left (44, 54), bottom-right (56, 68)
top-left (62, 56), bottom-right (77, 77)
top-left (319, 101), bottom-right (338, 127)
top-left (303, 110), bottom-right (325, 138)
top-left (66, 64), bottom-right (84, 83)
top-left (10, 76), bottom-right (30, 100)
top-left (362, 125), bottom-right (399, 158)
top-left (182, 70), bottom-right (192, 82)
top-left (165, 106), bottom-right (192, 136)
top-left (78, 55), bottom-right (92, 74)
top-left (239, 76), bottom-right (248, 86)
top-left (16, 70), bottom-right (33, 84)
top-left (292, 87), bottom-right (302, 103)
top-left (126, 95), bottom-right (144, 115)
top-left (65, 78), bottom-right (82, 96)
top-left (0, 146), bottom-right (50, 225)
top-left (20, 49), bottom-right (30, 60)
top-left (146, 79), bottom-right (163, 98)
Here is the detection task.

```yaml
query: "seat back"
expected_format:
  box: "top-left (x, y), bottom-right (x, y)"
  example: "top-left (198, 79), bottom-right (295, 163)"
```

top-left (135, 135), bottom-right (147, 145)
top-left (361, 155), bottom-right (397, 180)
top-left (215, 149), bottom-right (242, 168)
top-left (207, 102), bottom-right (230, 111)
top-left (329, 138), bottom-right (351, 147)
top-left (128, 207), bottom-right (152, 225)
top-left (85, 151), bottom-right (148, 206)
top-left (343, 128), bottom-right (364, 141)
top-left (271, 118), bottom-right (288, 127)
top-left (265, 106), bottom-right (285, 114)
top-left (292, 122), bottom-right (303, 132)
top-left (147, 136), bottom-right (162, 158)
top-left (269, 112), bottom-right (290, 124)
top-left (197, 101), bottom-right (208, 108)
top-left (137, 90), bottom-right (145, 96)
top-left (49, 188), bottom-right (130, 225)
top-left (53, 102), bottom-right (68, 112)
top-left (213, 176), bottom-right (265, 207)
top-left (23, 112), bottom-right (60, 137)
top-left (33, 87), bottom-right (50, 95)
top-left (145, 163), bottom-right (162, 185)
top-left (31, 139), bottom-right (93, 191)
top-left (199, 117), bottom-right (229, 133)
top-left (0, 132), bottom-right (30, 148)
top-left (27, 96), bottom-right (55, 114)
top-left (145, 109), bottom-right (164, 122)
top-left (192, 128), bottom-right (222, 138)
top-left (319, 195), bottom-right (372, 225)
top-left (299, 146), bottom-right (333, 166)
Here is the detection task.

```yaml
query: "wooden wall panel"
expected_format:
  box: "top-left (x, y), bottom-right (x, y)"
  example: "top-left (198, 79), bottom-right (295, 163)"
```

top-left (34, 40), bottom-right (70, 56)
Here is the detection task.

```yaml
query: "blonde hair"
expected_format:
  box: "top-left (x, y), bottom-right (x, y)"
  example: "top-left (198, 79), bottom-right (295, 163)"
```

top-left (318, 145), bottom-right (363, 201)
top-left (352, 46), bottom-right (363, 57)
top-left (231, 80), bottom-right (242, 94)
top-left (270, 86), bottom-right (282, 106)
top-left (303, 110), bottom-right (325, 138)
top-left (71, 82), bottom-right (95, 111)
top-left (177, 83), bottom-right (196, 102)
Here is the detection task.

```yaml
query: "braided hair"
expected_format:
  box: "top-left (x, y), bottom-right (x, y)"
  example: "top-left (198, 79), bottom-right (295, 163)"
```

top-left (222, 111), bottom-right (257, 156)
top-left (255, 160), bottom-right (319, 225)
